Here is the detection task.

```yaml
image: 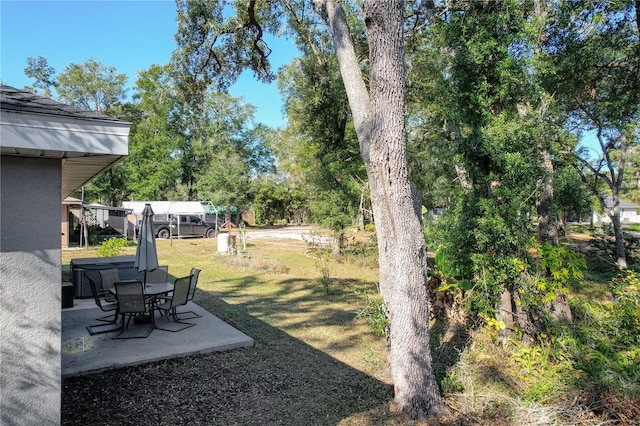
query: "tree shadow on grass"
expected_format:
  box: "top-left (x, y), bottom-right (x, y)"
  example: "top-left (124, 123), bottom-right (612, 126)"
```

top-left (429, 316), bottom-right (473, 391)
top-left (204, 275), bottom-right (380, 353)
top-left (61, 288), bottom-right (394, 425)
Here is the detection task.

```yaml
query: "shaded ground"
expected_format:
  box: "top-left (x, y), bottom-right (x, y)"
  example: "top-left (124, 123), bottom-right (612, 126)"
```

top-left (61, 292), bottom-right (395, 426)
top-left (60, 291), bottom-right (488, 425)
top-left (62, 227), bottom-right (400, 425)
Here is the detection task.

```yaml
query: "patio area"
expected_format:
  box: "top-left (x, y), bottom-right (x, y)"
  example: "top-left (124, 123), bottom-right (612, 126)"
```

top-left (62, 299), bottom-right (254, 377)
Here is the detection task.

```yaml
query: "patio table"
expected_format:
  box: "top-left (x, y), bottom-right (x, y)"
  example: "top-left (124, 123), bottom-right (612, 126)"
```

top-left (111, 282), bottom-right (174, 328)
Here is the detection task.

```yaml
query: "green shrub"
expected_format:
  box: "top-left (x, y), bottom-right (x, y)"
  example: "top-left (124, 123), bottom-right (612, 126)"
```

top-left (510, 343), bottom-right (574, 402)
top-left (305, 231), bottom-right (333, 295)
top-left (609, 270), bottom-right (640, 346)
top-left (96, 237), bottom-right (130, 257)
top-left (439, 371), bottom-right (464, 393)
top-left (341, 235), bottom-right (378, 267)
top-left (515, 243), bottom-right (586, 316)
top-left (562, 271), bottom-right (640, 393)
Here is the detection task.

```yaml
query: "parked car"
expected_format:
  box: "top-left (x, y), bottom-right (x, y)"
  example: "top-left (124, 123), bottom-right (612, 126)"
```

top-left (151, 215), bottom-right (218, 239)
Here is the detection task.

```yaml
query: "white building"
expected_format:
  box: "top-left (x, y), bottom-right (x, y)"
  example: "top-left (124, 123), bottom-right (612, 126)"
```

top-left (593, 195), bottom-right (640, 224)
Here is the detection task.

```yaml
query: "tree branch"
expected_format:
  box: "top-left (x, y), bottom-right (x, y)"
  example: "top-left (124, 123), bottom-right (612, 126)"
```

top-left (313, 0), bottom-right (372, 164)
top-left (573, 151), bottom-right (612, 189)
top-left (244, 0), bottom-right (271, 73)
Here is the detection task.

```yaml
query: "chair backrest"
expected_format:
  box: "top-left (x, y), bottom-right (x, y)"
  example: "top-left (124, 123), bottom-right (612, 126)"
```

top-left (171, 276), bottom-right (192, 309)
top-left (86, 273), bottom-right (106, 309)
top-left (188, 267), bottom-right (201, 301)
top-left (114, 281), bottom-right (146, 314)
top-left (146, 265), bottom-right (168, 283)
top-left (99, 268), bottom-right (119, 302)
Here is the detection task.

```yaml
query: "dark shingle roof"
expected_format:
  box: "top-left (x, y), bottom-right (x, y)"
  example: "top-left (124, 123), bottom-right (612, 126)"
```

top-left (0, 84), bottom-right (124, 122)
top-left (602, 195), bottom-right (640, 209)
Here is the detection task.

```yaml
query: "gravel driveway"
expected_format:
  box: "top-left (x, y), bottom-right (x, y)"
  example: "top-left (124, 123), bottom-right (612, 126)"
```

top-left (237, 225), bottom-right (332, 245)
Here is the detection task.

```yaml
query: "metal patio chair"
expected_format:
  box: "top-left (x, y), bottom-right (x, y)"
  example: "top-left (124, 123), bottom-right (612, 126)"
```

top-left (175, 267), bottom-right (202, 320)
top-left (86, 274), bottom-right (120, 335)
top-left (99, 268), bottom-right (119, 303)
top-left (155, 275), bottom-right (195, 332)
top-left (145, 265), bottom-right (168, 284)
top-left (113, 280), bottom-right (152, 339)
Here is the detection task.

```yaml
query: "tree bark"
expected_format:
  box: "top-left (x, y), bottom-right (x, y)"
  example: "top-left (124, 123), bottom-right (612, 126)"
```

top-left (610, 192), bottom-right (628, 269)
top-left (600, 130), bottom-right (629, 270)
top-left (497, 289), bottom-right (515, 345)
top-left (536, 149), bottom-right (559, 246)
top-left (454, 163), bottom-right (473, 190)
top-left (317, 0), bottom-right (448, 419)
top-left (612, 133), bottom-right (629, 270)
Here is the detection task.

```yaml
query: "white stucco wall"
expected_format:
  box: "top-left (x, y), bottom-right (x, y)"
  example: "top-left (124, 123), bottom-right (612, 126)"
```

top-left (1, 156), bottom-right (62, 425)
top-left (593, 208), bottom-right (640, 224)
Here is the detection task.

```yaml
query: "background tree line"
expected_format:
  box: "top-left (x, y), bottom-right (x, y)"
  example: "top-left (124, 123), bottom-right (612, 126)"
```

top-left (24, 57), bottom-right (284, 220)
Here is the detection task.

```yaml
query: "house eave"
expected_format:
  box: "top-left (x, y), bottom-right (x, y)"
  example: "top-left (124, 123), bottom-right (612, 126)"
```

top-left (0, 109), bottom-right (130, 198)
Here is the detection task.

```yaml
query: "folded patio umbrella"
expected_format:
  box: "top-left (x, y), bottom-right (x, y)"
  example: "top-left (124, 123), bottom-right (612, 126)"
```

top-left (134, 203), bottom-right (159, 284)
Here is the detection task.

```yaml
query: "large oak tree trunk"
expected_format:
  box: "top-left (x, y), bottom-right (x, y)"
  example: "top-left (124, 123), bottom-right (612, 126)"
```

top-left (318, 0), bottom-right (447, 419)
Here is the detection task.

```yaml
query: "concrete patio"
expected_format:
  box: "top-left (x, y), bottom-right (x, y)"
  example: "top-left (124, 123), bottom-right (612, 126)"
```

top-left (62, 299), bottom-right (254, 377)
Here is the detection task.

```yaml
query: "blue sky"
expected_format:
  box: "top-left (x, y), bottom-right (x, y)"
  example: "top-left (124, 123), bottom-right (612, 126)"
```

top-left (1, 0), bottom-right (297, 128)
